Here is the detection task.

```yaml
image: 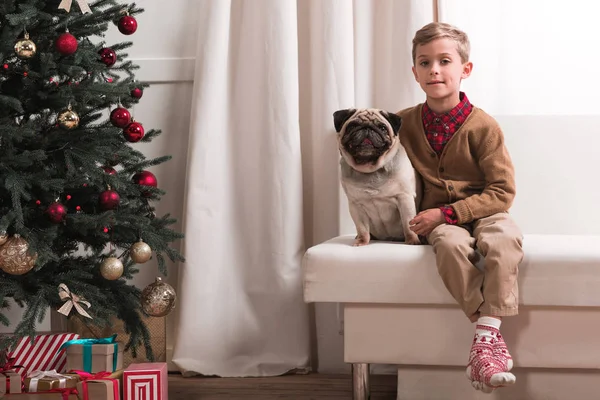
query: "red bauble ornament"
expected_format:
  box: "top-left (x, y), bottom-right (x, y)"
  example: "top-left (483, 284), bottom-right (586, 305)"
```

top-left (123, 122), bottom-right (144, 142)
top-left (102, 166), bottom-right (117, 175)
top-left (110, 107), bottom-right (131, 128)
top-left (131, 88), bottom-right (143, 99)
top-left (98, 48), bottom-right (117, 67)
top-left (55, 33), bottom-right (78, 55)
top-left (46, 202), bottom-right (67, 223)
top-left (132, 171), bottom-right (158, 187)
top-left (118, 15), bottom-right (138, 35)
top-left (99, 190), bottom-right (120, 210)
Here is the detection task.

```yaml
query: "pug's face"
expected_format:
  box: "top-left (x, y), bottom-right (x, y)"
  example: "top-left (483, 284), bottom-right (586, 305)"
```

top-left (333, 108), bottom-right (402, 173)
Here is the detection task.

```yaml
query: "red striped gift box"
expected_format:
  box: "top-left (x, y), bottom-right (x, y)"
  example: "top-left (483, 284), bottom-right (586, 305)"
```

top-left (7, 333), bottom-right (80, 376)
top-left (123, 362), bottom-right (168, 400)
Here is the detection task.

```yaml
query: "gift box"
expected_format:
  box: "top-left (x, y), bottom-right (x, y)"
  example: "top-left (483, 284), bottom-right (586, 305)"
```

top-left (0, 358), bottom-right (24, 395)
top-left (75, 371), bottom-right (121, 400)
top-left (7, 333), bottom-right (80, 376)
top-left (122, 363), bottom-right (167, 400)
top-left (62, 336), bottom-right (123, 374)
top-left (0, 369), bottom-right (23, 394)
top-left (23, 371), bottom-right (79, 392)
top-left (68, 315), bottom-right (166, 368)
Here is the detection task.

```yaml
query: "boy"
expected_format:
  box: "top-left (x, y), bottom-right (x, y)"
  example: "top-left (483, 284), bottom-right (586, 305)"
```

top-left (396, 22), bottom-right (524, 393)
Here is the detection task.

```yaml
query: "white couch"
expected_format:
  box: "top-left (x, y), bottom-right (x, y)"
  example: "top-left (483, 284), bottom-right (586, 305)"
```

top-left (301, 115), bottom-right (600, 400)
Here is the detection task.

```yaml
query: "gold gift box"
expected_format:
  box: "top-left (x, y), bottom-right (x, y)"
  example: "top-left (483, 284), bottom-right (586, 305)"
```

top-left (23, 373), bottom-right (79, 392)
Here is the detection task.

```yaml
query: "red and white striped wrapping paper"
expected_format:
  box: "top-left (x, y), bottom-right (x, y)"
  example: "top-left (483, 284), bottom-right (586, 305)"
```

top-left (7, 333), bottom-right (79, 376)
top-left (123, 362), bottom-right (168, 400)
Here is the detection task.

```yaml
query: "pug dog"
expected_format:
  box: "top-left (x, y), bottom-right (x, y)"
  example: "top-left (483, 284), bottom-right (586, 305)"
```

top-left (334, 108), bottom-right (421, 246)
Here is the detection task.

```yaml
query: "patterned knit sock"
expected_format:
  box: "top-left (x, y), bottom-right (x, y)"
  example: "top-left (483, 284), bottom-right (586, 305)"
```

top-left (465, 316), bottom-right (516, 393)
top-left (493, 330), bottom-right (513, 372)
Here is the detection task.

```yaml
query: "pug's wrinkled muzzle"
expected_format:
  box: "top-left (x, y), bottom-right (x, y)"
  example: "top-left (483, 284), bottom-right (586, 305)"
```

top-left (342, 127), bottom-right (391, 164)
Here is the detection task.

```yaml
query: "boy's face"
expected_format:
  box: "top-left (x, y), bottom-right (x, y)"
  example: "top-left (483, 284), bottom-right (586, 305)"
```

top-left (412, 38), bottom-right (472, 104)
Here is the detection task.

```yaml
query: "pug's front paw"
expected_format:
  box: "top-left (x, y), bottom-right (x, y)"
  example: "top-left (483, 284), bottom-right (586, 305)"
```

top-left (405, 233), bottom-right (421, 245)
top-left (353, 234), bottom-right (370, 246)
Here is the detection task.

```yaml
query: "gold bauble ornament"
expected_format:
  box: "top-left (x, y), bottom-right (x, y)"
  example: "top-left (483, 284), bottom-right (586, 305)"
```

top-left (14, 33), bottom-right (36, 59)
top-left (57, 107), bottom-right (80, 130)
top-left (99, 256), bottom-right (123, 280)
top-left (141, 277), bottom-right (176, 317)
top-left (0, 235), bottom-right (37, 275)
top-left (0, 232), bottom-right (8, 246)
top-left (130, 239), bottom-right (151, 264)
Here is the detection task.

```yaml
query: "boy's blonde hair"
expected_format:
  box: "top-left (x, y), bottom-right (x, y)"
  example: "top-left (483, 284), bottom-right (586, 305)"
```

top-left (412, 22), bottom-right (470, 64)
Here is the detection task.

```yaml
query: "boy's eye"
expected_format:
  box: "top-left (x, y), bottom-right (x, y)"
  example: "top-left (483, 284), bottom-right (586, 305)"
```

top-left (441, 59), bottom-right (451, 65)
top-left (419, 61), bottom-right (429, 67)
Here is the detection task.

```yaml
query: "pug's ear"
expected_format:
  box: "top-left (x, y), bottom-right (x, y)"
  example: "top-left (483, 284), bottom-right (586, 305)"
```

top-left (382, 111), bottom-right (402, 136)
top-left (333, 108), bottom-right (356, 132)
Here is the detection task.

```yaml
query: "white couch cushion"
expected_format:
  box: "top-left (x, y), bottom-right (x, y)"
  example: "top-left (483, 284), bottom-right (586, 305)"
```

top-left (302, 234), bottom-right (600, 307)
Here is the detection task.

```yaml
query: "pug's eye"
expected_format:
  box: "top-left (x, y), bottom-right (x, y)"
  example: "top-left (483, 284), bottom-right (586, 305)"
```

top-left (378, 123), bottom-right (387, 131)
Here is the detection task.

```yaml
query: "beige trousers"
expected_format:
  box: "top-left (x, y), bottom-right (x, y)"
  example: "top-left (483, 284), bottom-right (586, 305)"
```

top-left (426, 212), bottom-right (524, 321)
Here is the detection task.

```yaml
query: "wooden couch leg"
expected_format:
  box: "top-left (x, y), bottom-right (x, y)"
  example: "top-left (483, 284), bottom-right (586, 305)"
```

top-left (352, 363), bottom-right (370, 400)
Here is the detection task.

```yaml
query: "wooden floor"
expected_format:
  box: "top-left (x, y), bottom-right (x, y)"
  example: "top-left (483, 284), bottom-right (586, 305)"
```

top-left (168, 372), bottom-right (397, 399)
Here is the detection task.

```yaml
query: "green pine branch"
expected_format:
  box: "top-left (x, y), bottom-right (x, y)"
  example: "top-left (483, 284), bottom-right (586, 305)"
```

top-left (0, 0), bottom-right (185, 358)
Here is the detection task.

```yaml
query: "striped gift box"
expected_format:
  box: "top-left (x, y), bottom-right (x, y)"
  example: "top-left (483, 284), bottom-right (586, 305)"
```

top-left (7, 333), bottom-right (80, 376)
top-left (123, 362), bottom-right (168, 400)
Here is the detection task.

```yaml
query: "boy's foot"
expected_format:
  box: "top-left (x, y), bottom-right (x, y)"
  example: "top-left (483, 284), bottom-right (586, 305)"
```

top-left (493, 331), bottom-right (513, 371)
top-left (465, 317), bottom-right (516, 393)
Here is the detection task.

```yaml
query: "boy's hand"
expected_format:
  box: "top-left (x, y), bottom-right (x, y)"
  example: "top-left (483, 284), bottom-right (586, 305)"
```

top-left (409, 208), bottom-right (446, 236)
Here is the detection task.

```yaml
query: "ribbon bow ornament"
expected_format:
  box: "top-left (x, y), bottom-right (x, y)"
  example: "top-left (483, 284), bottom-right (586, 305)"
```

top-left (57, 284), bottom-right (92, 319)
top-left (58, 0), bottom-right (92, 13)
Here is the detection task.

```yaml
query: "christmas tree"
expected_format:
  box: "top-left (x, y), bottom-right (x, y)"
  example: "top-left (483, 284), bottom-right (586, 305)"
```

top-left (0, 0), bottom-right (184, 359)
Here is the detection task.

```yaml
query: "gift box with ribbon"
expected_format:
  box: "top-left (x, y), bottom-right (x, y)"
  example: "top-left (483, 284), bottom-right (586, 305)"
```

top-left (60, 335), bottom-right (123, 374)
top-left (0, 358), bottom-right (23, 395)
top-left (73, 370), bottom-right (121, 400)
top-left (6, 333), bottom-right (80, 376)
top-left (23, 370), bottom-right (79, 392)
top-left (122, 363), bottom-right (167, 400)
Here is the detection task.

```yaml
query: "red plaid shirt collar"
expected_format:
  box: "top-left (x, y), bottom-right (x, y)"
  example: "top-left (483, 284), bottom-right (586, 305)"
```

top-left (421, 91), bottom-right (472, 133)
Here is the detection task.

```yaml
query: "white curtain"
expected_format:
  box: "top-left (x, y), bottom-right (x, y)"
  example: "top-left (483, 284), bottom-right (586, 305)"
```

top-left (172, 0), bottom-right (432, 377)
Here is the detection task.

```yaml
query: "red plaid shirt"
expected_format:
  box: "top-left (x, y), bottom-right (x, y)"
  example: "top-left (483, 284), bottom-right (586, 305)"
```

top-left (421, 92), bottom-right (473, 225)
